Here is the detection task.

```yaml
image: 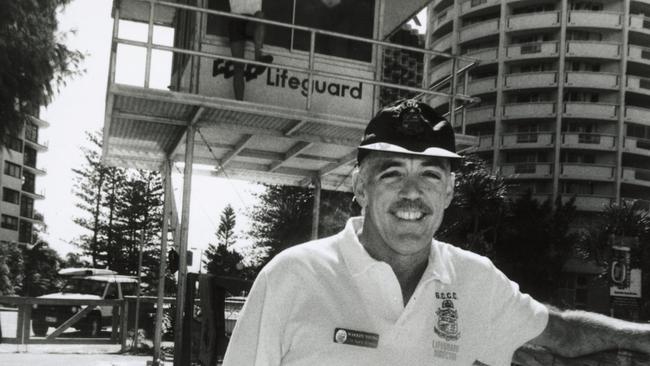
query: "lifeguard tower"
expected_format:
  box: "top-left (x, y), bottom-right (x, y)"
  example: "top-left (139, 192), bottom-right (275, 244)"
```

top-left (102, 0), bottom-right (479, 364)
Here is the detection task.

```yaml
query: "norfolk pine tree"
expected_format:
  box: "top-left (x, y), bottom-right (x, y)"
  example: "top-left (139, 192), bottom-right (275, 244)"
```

top-left (204, 204), bottom-right (245, 277)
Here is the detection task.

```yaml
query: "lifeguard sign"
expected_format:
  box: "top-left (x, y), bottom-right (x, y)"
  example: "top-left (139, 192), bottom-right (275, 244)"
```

top-left (196, 0), bottom-right (375, 119)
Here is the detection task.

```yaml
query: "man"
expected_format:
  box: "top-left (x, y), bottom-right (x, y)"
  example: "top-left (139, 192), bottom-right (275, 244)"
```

top-left (223, 99), bottom-right (650, 365)
top-left (228, 0), bottom-right (273, 101)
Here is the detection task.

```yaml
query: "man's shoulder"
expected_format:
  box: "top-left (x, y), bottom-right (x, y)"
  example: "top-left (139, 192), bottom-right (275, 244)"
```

top-left (433, 240), bottom-right (495, 271)
top-left (264, 231), bottom-right (346, 275)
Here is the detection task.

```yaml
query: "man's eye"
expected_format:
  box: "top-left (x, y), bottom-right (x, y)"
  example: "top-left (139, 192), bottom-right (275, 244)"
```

top-left (379, 171), bottom-right (401, 179)
top-left (422, 171), bottom-right (441, 179)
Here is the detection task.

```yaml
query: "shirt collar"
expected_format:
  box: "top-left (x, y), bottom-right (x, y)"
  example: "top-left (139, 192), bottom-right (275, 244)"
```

top-left (339, 217), bottom-right (452, 285)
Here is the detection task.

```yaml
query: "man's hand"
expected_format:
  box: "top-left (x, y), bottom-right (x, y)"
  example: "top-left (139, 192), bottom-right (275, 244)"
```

top-left (530, 307), bottom-right (650, 358)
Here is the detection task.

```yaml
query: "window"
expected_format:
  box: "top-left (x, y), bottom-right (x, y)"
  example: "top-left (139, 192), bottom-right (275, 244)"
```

top-left (521, 43), bottom-right (542, 54)
top-left (6, 137), bottom-right (23, 153)
top-left (515, 164), bottom-right (536, 174)
top-left (563, 152), bottom-right (595, 163)
top-left (1, 215), bottom-right (19, 231)
top-left (2, 188), bottom-right (20, 204)
top-left (561, 182), bottom-right (594, 194)
top-left (564, 91), bottom-right (599, 102)
top-left (19, 220), bottom-right (32, 243)
top-left (22, 171), bottom-right (35, 193)
top-left (471, 0), bottom-right (486, 7)
top-left (23, 147), bottom-right (37, 168)
top-left (517, 133), bottom-right (538, 143)
top-left (20, 196), bottom-right (34, 218)
top-left (570, 1), bottom-right (603, 11)
top-left (206, 0), bottom-right (375, 62)
top-left (642, 50), bottom-right (650, 60)
top-left (512, 3), bottom-right (555, 14)
top-left (24, 122), bottom-right (39, 143)
top-left (4, 161), bottom-right (21, 178)
top-left (567, 31), bottom-right (602, 41)
top-left (627, 123), bottom-right (650, 139)
top-left (121, 283), bottom-right (138, 296)
top-left (640, 79), bottom-right (650, 90)
top-left (578, 134), bottom-right (600, 144)
top-left (105, 283), bottom-right (119, 299)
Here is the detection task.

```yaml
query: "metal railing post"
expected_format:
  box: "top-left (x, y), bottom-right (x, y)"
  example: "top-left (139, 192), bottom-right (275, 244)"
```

top-left (306, 31), bottom-right (316, 111)
top-left (144, 0), bottom-right (155, 88)
top-left (152, 160), bottom-right (172, 366)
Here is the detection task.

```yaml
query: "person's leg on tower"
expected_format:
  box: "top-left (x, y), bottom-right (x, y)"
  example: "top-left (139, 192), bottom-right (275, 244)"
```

top-left (252, 11), bottom-right (273, 63)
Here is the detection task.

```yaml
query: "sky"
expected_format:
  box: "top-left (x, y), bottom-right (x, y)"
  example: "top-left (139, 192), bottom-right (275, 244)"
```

top-left (39, 0), bottom-right (263, 272)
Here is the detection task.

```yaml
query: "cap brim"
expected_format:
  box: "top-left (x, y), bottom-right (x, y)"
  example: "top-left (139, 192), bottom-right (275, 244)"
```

top-left (358, 142), bottom-right (462, 159)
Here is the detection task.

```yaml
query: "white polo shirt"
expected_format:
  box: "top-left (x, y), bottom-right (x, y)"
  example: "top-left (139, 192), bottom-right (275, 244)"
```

top-left (222, 217), bottom-right (548, 366)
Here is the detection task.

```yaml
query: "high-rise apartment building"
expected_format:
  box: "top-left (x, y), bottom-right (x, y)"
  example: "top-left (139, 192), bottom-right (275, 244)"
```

top-left (0, 117), bottom-right (48, 245)
top-left (428, 0), bottom-right (650, 214)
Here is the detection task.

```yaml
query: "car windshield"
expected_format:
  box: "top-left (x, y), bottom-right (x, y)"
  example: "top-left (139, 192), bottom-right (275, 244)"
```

top-left (61, 278), bottom-right (106, 296)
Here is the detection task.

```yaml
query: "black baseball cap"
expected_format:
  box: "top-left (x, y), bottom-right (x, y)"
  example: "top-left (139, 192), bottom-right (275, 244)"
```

top-left (357, 99), bottom-right (462, 165)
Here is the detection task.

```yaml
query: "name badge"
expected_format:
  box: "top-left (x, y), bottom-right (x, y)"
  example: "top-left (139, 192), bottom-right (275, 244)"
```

top-left (333, 328), bottom-right (379, 348)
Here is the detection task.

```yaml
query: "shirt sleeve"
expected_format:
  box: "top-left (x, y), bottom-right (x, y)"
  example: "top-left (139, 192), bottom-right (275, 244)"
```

top-left (222, 269), bottom-right (285, 366)
top-left (479, 262), bottom-right (549, 366)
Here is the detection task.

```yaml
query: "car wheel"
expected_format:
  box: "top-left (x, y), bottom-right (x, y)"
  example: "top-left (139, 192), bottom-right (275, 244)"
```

top-left (80, 314), bottom-right (101, 337)
top-left (32, 321), bottom-right (48, 337)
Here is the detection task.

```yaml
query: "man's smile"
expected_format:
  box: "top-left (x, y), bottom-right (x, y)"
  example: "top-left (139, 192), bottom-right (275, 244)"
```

top-left (391, 209), bottom-right (427, 221)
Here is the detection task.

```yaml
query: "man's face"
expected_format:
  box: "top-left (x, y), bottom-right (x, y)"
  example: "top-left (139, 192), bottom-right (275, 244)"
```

top-left (353, 152), bottom-right (455, 257)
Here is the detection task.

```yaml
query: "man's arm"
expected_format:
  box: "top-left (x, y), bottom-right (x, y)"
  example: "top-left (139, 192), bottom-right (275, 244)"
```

top-left (530, 307), bottom-right (650, 358)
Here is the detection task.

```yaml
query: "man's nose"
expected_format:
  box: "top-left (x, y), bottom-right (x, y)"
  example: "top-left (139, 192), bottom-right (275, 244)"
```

top-left (398, 177), bottom-right (423, 200)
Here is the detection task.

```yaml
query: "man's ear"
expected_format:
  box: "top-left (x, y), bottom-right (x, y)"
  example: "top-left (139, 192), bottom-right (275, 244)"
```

top-left (351, 168), bottom-right (367, 208)
top-left (444, 172), bottom-right (455, 208)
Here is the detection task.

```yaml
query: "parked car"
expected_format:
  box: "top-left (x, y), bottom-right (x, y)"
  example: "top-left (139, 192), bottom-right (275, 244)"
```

top-left (31, 268), bottom-right (139, 337)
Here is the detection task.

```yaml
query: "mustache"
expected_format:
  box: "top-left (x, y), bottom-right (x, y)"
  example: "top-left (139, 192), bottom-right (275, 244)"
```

top-left (389, 199), bottom-right (432, 214)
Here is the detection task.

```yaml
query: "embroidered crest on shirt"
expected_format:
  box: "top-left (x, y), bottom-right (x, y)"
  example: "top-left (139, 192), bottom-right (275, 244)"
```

top-left (434, 299), bottom-right (460, 342)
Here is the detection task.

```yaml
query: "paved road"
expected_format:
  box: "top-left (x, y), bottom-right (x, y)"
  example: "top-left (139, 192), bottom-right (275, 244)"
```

top-left (0, 352), bottom-right (154, 366)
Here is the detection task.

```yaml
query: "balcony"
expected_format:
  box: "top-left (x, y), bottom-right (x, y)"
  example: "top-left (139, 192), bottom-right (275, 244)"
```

top-left (476, 135), bottom-right (494, 151)
top-left (431, 33), bottom-right (452, 52)
top-left (23, 137), bottom-right (49, 152)
top-left (626, 75), bottom-right (650, 96)
top-left (562, 102), bottom-right (618, 120)
top-left (566, 41), bottom-right (621, 59)
top-left (465, 105), bottom-right (496, 125)
top-left (564, 71), bottom-right (619, 90)
top-left (428, 60), bottom-right (452, 84)
top-left (629, 14), bottom-right (650, 35)
top-left (560, 163), bottom-right (615, 181)
top-left (561, 132), bottom-right (616, 151)
top-left (627, 44), bottom-right (650, 66)
top-left (465, 47), bottom-right (498, 64)
top-left (461, 0), bottom-right (500, 14)
top-left (567, 11), bottom-right (622, 29)
top-left (623, 136), bottom-right (650, 156)
top-left (622, 167), bottom-right (650, 187)
top-left (468, 77), bottom-right (497, 95)
top-left (504, 72), bottom-right (557, 89)
top-left (562, 194), bottom-right (615, 212)
top-left (22, 164), bottom-right (47, 176)
top-left (434, 5), bottom-right (453, 28)
top-left (459, 19), bottom-right (499, 43)
top-left (501, 132), bottom-right (554, 148)
top-left (500, 163), bottom-right (553, 178)
top-left (507, 11), bottom-right (560, 31)
top-left (502, 102), bottom-right (556, 119)
top-left (624, 105), bottom-right (650, 126)
top-left (506, 41), bottom-right (559, 59)
top-left (21, 190), bottom-right (45, 200)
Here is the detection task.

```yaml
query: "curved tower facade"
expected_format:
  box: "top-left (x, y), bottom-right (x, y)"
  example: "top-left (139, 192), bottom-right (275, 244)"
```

top-left (428, 0), bottom-right (650, 213)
